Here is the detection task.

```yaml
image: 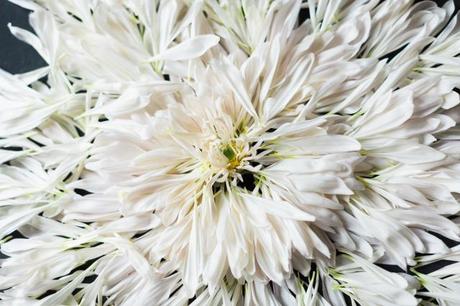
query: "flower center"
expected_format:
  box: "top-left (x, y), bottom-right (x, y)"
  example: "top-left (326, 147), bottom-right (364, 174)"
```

top-left (206, 139), bottom-right (245, 172)
top-left (221, 142), bottom-right (242, 170)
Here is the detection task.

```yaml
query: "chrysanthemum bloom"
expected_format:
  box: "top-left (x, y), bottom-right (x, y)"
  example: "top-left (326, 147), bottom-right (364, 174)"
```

top-left (1, 0), bottom-right (460, 305)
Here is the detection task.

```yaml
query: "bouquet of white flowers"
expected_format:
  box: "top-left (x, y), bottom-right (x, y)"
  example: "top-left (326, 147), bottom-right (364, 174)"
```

top-left (1, 1), bottom-right (460, 305)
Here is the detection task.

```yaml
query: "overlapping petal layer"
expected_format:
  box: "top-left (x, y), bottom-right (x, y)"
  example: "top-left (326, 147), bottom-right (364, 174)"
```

top-left (1, 0), bottom-right (460, 305)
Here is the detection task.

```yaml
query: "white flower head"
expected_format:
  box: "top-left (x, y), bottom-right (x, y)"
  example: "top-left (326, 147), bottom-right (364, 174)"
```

top-left (1, 0), bottom-right (460, 305)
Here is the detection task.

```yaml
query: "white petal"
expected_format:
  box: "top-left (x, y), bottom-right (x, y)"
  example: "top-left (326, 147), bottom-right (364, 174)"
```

top-left (241, 193), bottom-right (315, 221)
top-left (275, 135), bottom-right (361, 155)
top-left (149, 35), bottom-right (220, 61)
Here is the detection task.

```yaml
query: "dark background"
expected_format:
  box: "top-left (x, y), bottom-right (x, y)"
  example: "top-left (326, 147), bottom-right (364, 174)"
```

top-left (0, 0), bottom-right (46, 74)
top-left (1, 0), bottom-right (459, 74)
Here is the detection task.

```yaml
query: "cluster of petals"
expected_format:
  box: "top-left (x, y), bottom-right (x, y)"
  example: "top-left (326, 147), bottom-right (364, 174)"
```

top-left (1, 0), bottom-right (460, 305)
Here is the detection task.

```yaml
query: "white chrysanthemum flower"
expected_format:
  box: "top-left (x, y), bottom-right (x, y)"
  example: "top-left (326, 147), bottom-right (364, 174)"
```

top-left (1, 0), bottom-right (460, 305)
